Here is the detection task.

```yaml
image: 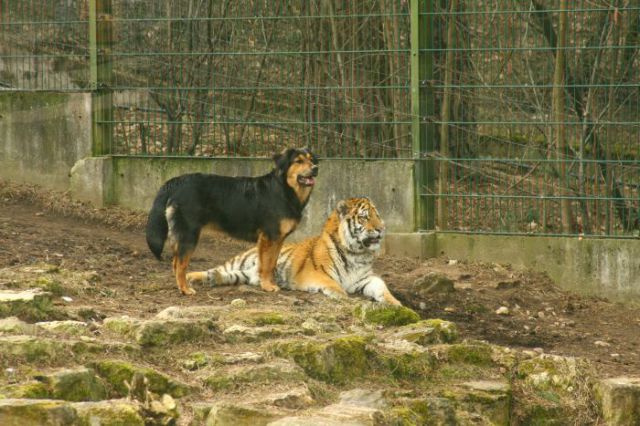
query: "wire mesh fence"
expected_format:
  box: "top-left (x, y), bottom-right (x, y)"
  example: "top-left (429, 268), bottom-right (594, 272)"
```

top-left (0, 1), bottom-right (638, 237)
top-left (425, 1), bottom-right (639, 237)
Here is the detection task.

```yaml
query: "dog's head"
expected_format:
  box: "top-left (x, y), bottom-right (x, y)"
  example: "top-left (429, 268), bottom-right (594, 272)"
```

top-left (273, 147), bottom-right (319, 193)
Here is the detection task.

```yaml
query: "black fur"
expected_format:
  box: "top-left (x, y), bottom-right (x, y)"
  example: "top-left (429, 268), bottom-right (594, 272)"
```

top-left (145, 148), bottom-right (319, 260)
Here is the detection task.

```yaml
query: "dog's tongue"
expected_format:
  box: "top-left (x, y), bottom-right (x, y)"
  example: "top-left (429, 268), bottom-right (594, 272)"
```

top-left (304, 177), bottom-right (315, 186)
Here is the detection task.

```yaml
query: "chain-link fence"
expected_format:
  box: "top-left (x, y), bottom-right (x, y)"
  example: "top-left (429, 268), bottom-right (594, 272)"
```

top-left (1, 1), bottom-right (638, 237)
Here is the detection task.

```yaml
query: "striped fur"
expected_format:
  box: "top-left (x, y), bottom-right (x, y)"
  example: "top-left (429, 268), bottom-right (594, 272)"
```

top-left (187, 197), bottom-right (401, 305)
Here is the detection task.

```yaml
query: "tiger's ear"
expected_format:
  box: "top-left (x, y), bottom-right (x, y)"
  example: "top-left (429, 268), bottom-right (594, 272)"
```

top-left (336, 200), bottom-right (349, 217)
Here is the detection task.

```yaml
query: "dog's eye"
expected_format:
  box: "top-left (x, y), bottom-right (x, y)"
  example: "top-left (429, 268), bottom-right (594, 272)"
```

top-left (295, 159), bottom-right (304, 164)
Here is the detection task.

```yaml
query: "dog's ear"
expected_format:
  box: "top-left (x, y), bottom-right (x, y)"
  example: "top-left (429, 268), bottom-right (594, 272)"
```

top-left (272, 148), bottom-right (292, 174)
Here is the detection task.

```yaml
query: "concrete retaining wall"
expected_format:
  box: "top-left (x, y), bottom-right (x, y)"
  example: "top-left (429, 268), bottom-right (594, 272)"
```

top-left (0, 92), bottom-right (91, 191)
top-left (101, 156), bottom-right (416, 237)
top-left (385, 232), bottom-right (640, 300)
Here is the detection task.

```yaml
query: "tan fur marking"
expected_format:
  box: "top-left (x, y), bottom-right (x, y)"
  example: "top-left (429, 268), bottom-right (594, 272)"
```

top-left (296, 270), bottom-right (348, 299)
top-left (257, 232), bottom-right (283, 292)
top-left (280, 218), bottom-right (298, 236)
top-left (286, 155), bottom-right (316, 204)
top-left (173, 251), bottom-right (196, 295)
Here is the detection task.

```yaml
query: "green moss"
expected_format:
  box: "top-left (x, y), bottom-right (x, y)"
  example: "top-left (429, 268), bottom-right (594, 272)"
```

top-left (0, 292), bottom-right (62, 322)
top-left (204, 361), bottom-right (305, 391)
top-left (89, 360), bottom-right (191, 398)
top-left (224, 309), bottom-right (292, 326)
top-left (35, 368), bottom-right (108, 402)
top-left (134, 319), bottom-right (215, 346)
top-left (273, 335), bottom-right (371, 385)
top-left (391, 319), bottom-right (459, 346)
top-left (378, 350), bottom-right (435, 381)
top-left (34, 277), bottom-right (68, 297)
top-left (445, 343), bottom-right (494, 366)
top-left (0, 381), bottom-right (50, 398)
top-left (74, 400), bottom-right (145, 426)
top-left (355, 303), bottom-right (420, 327)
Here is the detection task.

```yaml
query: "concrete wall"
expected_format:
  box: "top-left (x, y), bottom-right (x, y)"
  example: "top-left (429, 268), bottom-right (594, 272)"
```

top-left (384, 232), bottom-right (640, 300)
top-left (0, 92), bottom-right (91, 191)
top-left (102, 157), bottom-right (416, 237)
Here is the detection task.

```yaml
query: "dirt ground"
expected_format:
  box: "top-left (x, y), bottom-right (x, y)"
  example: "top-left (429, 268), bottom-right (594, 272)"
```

top-left (1, 182), bottom-right (639, 378)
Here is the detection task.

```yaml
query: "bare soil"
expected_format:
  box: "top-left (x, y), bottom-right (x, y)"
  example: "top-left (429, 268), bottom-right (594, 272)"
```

top-left (1, 182), bottom-right (639, 378)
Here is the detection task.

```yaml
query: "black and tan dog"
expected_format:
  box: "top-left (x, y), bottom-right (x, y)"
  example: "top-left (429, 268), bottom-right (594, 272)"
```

top-left (146, 147), bottom-right (319, 295)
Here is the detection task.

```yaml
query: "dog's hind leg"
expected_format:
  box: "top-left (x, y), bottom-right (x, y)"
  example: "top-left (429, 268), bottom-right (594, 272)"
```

top-left (174, 250), bottom-right (196, 295)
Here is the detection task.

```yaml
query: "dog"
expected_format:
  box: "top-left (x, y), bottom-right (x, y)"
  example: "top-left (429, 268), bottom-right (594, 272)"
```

top-left (145, 147), bottom-right (319, 295)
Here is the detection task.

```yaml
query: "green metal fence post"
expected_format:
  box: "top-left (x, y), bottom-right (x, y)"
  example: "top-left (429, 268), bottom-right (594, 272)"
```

top-left (89, 0), bottom-right (114, 156)
top-left (410, 0), bottom-right (436, 231)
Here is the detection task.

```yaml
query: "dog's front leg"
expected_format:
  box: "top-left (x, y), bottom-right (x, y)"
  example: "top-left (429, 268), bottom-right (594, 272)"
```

top-left (257, 232), bottom-right (282, 292)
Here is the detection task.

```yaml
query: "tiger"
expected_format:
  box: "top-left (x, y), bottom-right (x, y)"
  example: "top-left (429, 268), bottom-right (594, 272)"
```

top-left (186, 197), bottom-right (402, 305)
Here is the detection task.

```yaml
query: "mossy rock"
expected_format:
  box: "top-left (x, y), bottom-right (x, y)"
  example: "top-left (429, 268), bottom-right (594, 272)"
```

top-left (89, 360), bottom-right (191, 398)
top-left (0, 289), bottom-right (63, 322)
top-left (0, 316), bottom-right (37, 334)
top-left (595, 377), bottom-right (640, 426)
top-left (387, 319), bottom-right (459, 346)
top-left (220, 309), bottom-right (299, 328)
top-left (354, 303), bottom-right (420, 327)
top-left (412, 273), bottom-right (455, 294)
top-left (0, 335), bottom-right (72, 364)
top-left (73, 400), bottom-right (145, 426)
top-left (0, 381), bottom-right (50, 399)
top-left (272, 335), bottom-right (372, 385)
top-left (374, 340), bottom-right (436, 381)
top-left (0, 399), bottom-right (77, 425)
top-left (443, 343), bottom-right (494, 366)
top-left (134, 319), bottom-right (217, 346)
top-left (440, 381), bottom-right (511, 425)
top-left (204, 360), bottom-right (305, 391)
top-left (33, 367), bottom-right (108, 402)
top-left (205, 402), bottom-right (283, 426)
top-left (36, 320), bottom-right (90, 337)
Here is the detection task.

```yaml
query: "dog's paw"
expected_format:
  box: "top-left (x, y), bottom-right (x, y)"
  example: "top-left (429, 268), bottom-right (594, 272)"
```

top-left (181, 286), bottom-right (197, 296)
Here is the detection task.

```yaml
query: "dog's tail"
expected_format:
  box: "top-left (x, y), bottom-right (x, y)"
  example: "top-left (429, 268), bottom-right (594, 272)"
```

top-left (146, 185), bottom-right (172, 260)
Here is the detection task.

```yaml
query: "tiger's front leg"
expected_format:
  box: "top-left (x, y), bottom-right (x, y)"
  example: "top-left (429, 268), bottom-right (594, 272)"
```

top-left (361, 275), bottom-right (402, 305)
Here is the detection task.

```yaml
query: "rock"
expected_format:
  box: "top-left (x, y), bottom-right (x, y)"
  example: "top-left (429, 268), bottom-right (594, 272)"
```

top-left (514, 354), bottom-right (598, 424)
top-left (0, 398), bottom-right (77, 425)
top-left (205, 402), bottom-right (283, 426)
top-left (181, 351), bottom-right (264, 370)
top-left (36, 320), bottom-right (90, 336)
top-left (134, 318), bottom-right (216, 346)
top-left (0, 289), bottom-right (59, 322)
top-left (73, 399), bottom-right (145, 426)
top-left (453, 380), bottom-right (511, 425)
top-left (230, 298), bottom-right (247, 308)
top-left (272, 335), bottom-right (371, 385)
top-left (0, 381), bottom-right (50, 399)
top-left (385, 319), bottom-right (459, 345)
top-left (354, 303), bottom-right (420, 327)
top-left (339, 388), bottom-right (388, 409)
top-left (495, 306), bottom-right (510, 316)
top-left (222, 309), bottom-right (293, 326)
top-left (374, 339), bottom-right (435, 380)
top-left (270, 403), bottom-right (384, 426)
top-left (223, 324), bottom-right (301, 343)
top-left (0, 316), bottom-right (37, 334)
top-left (154, 305), bottom-right (223, 320)
top-left (261, 386), bottom-right (314, 409)
top-left (204, 360), bottom-right (305, 391)
top-left (104, 315), bottom-right (216, 346)
top-left (595, 377), bottom-right (640, 426)
top-left (412, 273), bottom-right (455, 294)
top-left (594, 340), bottom-right (611, 347)
top-left (33, 367), bottom-right (107, 402)
top-left (89, 359), bottom-right (192, 398)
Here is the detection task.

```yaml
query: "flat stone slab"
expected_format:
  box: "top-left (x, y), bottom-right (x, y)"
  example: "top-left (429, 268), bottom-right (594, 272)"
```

top-left (0, 289), bottom-right (49, 302)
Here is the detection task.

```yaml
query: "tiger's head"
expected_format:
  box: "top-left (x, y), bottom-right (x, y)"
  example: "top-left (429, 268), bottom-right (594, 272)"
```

top-left (336, 197), bottom-right (385, 253)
